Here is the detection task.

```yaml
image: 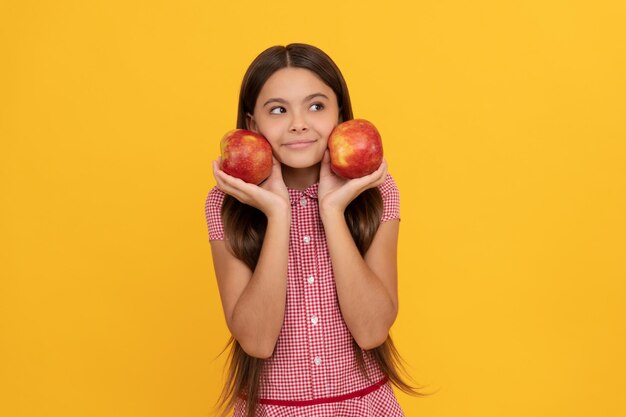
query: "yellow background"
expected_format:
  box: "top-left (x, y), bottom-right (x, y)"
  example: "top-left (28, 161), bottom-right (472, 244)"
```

top-left (1, 1), bottom-right (625, 416)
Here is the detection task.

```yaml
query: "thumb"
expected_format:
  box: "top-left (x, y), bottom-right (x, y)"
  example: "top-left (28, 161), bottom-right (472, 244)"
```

top-left (320, 149), bottom-right (332, 177)
top-left (271, 156), bottom-right (282, 175)
top-left (266, 155), bottom-right (285, 183)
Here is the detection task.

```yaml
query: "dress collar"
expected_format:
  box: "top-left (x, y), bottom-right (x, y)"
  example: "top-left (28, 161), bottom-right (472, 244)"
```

top-left (287, 182), bottom-right (319, 205)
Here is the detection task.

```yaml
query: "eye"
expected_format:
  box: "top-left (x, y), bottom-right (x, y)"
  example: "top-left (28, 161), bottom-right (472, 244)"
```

top-left (269, 106), bottom-right (286, 115)
top-left (310, 103), bottom-right (325, 111)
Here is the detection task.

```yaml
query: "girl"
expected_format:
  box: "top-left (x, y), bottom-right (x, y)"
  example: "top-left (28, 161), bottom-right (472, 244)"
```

top-left (205, 43), bottom-right (423, 417)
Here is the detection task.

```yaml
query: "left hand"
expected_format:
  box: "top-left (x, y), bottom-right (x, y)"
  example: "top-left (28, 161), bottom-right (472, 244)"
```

top-left (318, 150), bottom-right (388, 216)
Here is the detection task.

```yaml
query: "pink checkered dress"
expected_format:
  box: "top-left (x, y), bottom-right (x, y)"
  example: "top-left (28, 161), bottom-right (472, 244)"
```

top-left (205, 174), bottom-right (404, 416)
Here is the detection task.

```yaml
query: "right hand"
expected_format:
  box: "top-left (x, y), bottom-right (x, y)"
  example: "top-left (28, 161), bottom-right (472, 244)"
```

top-left (212, 156), bottom-right (290, 218)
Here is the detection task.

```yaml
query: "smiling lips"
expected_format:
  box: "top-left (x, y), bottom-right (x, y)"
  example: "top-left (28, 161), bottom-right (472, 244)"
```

top-left (283, 139), bottom-right (317, 149)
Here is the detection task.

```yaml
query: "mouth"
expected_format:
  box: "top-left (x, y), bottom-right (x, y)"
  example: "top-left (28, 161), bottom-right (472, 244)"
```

top-left (283, 139), bottom-right (317, 149)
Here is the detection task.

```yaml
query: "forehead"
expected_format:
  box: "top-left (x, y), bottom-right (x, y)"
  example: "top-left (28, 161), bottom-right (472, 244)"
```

top-left (257, 67), bottom-right (337, 103)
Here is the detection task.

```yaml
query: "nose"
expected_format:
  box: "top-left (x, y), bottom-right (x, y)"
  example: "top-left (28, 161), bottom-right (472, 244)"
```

top-left (289, 112), bottom-right (309, 133)
top-left (290, 125), bottom-right (308, 133)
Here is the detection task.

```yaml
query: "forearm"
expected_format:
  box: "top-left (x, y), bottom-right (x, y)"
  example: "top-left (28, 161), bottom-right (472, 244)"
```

top-left (321, 210), bottom-right (397, 350)
top-left (230, 212), bottom-right (290, 358)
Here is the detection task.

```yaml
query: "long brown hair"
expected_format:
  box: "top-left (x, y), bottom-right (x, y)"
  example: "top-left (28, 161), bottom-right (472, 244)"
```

top-left (216, 44), bottom-right (427, 417)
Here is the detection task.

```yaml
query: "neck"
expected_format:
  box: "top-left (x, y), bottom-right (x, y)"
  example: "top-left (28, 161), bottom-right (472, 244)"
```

top-left (281, 163), bottom-right (321, 190)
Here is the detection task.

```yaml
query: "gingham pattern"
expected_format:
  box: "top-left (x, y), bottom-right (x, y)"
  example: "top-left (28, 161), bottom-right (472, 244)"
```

top-left (205, 174), bottom-right (403, 416)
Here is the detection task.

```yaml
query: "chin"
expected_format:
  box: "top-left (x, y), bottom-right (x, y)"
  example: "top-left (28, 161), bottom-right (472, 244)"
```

top-left (281, 158), bottom-right (322, 170)
top-left (279, 149), bottom-right (325, 170)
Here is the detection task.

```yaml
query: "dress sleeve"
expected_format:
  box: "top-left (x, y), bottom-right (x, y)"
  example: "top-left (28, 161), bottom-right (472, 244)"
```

top-left (377, 174), bottom-right (400, 223)
top-left (205, 186), bottom-right (226, 240)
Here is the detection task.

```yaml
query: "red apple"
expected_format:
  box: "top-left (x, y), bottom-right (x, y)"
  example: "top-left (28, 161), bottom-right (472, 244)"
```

top-left (328, 119), bottom-right (383, 179)
top-left (220, 129), bottom-right (273, 184)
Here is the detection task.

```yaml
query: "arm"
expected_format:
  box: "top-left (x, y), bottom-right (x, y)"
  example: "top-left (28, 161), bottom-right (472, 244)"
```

top-left (318, 151), bottom-right (399, 350)
top-left (209, 157), bottom-right (290, 358)
top-left (321, 214), bottom-right (399, 350)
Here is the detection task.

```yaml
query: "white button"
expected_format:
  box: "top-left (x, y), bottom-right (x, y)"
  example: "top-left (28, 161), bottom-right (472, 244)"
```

top-left (300, 198), bottom-right (307, 207)
top-left (314, 356), bottom-right (322, 366)
top-left (303, 236), bottom-right (311, 244)
top-left (307, 275), bottom-right (315, 284)
top-left (311, 315), bottom-right (318, 325)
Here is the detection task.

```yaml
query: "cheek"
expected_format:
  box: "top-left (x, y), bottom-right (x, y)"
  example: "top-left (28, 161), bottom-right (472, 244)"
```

top-left (267, 127), bottom-right (286, 143)
top-left (322, 119), bottom-right (340, 138)
top-left (254, 118), bottom-right (281, 139)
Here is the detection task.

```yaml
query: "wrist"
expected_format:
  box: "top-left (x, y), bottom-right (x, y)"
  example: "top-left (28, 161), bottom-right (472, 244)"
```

top-left (265, 200), bottom-right (291, 223)
top-left (319, 203), bottom-right (345, 225)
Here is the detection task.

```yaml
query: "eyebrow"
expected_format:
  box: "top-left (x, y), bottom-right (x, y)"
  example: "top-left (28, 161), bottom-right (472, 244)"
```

top-left (262, 93), bottom-right (329, 108)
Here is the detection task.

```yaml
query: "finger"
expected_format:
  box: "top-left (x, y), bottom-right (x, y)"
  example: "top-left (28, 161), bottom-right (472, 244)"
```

top-left (220, 171), bottom-right (254, 193)
top-left (217, 175), bottom-right (257, 203)
top-left (213, 165), bottom-right (251, 196)
top-left (260, 156), bottom-right (284, 187)
top-left (373, 159), bottom-right (388, 184)
top-left (368, 159), bottom-right (388, 184)
top-left (213, 168), bottom-right (234, 194)
top-left (270, 156), bottom-right (283, 178)
top-left (349, 160), bottom-right (388, 193)
top-left (319, 150), bottom-right (332, 177)
top-left (212, 159), bottom-right (224, 185)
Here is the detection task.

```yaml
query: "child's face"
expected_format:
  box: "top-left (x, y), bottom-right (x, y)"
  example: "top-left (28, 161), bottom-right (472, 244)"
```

top-left (247, 67), bottom-right (340, 170)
